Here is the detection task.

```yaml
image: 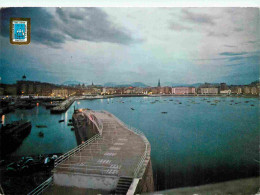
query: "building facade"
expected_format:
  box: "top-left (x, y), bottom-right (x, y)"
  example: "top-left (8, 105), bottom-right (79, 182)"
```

top-left (172, 87), bottom-right (196, 94)
top-left (52, 89), bottom-right (69, 97)
top-left (200, 88), bottom-right (218, 94)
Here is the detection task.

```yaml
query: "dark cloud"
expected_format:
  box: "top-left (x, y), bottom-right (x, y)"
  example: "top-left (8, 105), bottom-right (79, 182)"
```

top-left (228, 55), bottom-right (259, 62)
top-left (220, 52), bottom-right (248, 56)
top-left (0, 7), bottom-right (137, 48)
top-left (182, 9), bottom-right (215, 26)
top-left (207, 31), bottom-right (228, 37)
top-left (55, 8), bottom-right (135, 45)
top-left (225, 62), bottom-right (245, 67)
top-left (169, 22), bottom-right (191, 31)
top-left (228, 56), bottom-right (244, 61)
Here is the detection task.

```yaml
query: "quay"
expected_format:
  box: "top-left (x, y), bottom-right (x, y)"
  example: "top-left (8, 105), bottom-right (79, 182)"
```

top-left (50, 97), bottom-right (75, 114)
top-left (30, 109), bottom-right (153, 194)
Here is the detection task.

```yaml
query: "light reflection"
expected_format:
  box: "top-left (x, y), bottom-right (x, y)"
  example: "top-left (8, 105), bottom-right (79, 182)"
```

top-left (65, 111), bottom-right (68, 124)
top-left (1, 115), bottom-right (5, 125)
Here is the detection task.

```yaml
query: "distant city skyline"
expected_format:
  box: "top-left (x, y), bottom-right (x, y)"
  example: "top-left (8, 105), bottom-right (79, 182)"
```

top-left (0, 7), bottom-right (259, 86)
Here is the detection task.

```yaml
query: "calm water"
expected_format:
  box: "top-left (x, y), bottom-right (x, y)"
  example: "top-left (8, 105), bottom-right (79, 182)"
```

top-left (2, 96), bottom-right (259, 190)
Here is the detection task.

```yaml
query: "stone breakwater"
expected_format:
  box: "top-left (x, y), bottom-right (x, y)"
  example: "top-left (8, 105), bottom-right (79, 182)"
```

top-left (50, 97), bottom-right (75, 114)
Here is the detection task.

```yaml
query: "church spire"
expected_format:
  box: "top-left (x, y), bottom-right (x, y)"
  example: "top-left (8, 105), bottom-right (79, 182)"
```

top-left (158, 79), bottom-right (160, 87)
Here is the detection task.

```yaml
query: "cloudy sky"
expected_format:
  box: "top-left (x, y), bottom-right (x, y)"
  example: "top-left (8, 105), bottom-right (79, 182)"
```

top-left (0, 7), bottom-right (259, 86)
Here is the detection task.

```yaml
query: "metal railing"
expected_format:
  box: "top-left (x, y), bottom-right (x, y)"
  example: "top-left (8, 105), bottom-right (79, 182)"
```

top-left (27, 176), bottom-right (53, 195)
top-left (54, 133), bottom-right (101, 167)
top-left (56, 164), bottom-right (120, 176)
top-left (101, 110), bottom-right (150, 178)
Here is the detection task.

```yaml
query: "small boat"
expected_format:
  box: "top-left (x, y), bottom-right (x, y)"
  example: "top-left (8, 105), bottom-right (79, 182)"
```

top-left (69, 119), bottom-right (72, 122)
top-left (250, 104), bottom-right (254, 106)
top-left (179, 102), bottom-right (182, 104)
top-left (71, 128), bottom-right (75, 131)
top-left (59, 120), bottom-right (65, 123)
top-left (36, 125), bottom-right (47, 128)
top-left (67, 123), bottom-right (73, 126)
top-left (131, 108), bottom-right (135, 110)
top-left (161, 112), bottom-right (167, 114)
top-left (38, 132), bottom-right (44, 137)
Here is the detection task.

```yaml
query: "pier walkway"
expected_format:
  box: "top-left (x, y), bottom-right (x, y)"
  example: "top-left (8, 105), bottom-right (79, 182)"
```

top-left (33, 109), bottom-right (151, 194)
top-left (50, 97), bottom-right (75, 113)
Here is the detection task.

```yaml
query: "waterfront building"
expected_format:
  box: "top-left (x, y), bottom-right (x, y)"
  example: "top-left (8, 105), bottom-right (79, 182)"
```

top-left (250, 87), bottom-right (257, 95)
top-left (199, 88), bottom-right (218, 94)
top-left (230, 86), bottom-right (242, 94)
top-left (172, 87), bottom-right (196, 94)
top-left (124, 87), bottom-right (134, 94)
top-left (220, 90), bottom-right (231, 94)
top-left (242, 86), bottom-right (251, 94)
top-left (151, 87), bottom-right (159, 94)
top-left (52, 89), bottom-right (68, 97)
top-left (17, 80), bottom-right (56, 96)
top-left (4, 84), bottom-right (17, 95)
top-left (220, 83), bottom-right (228, 91)
top-left (160, 86), bottom-right (172, 94)
top-left (133, 87), bottom-right (144, 94)
top-left (159, 87), bottom-right (164, 94)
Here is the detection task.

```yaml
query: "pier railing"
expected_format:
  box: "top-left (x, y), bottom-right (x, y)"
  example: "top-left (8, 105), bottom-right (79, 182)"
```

top-left (55, 164), bottom-right (120, 176)
top-left (27, 176), bottom-right (53, 195)
top-left (54, 133), bottom-right (101, 167)
top-left (100, 110), bottom-right (150, 178)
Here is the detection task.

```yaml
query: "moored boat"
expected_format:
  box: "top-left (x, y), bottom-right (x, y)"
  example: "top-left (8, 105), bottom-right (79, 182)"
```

top-left (0, 120), bottom-right (32, 156)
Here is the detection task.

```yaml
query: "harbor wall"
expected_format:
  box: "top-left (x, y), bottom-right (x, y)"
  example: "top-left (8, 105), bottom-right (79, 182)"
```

top-left (136, 159), bottom-right (154, 193)
top-left (73, 113), bottom-right (99, 145)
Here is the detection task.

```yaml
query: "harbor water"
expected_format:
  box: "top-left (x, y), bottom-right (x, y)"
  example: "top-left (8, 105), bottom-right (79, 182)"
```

top-left (2, 96), bottom-right (259, 190)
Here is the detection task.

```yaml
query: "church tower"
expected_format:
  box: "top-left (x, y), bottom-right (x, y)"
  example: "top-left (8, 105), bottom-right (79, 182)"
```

top-left (158, 79), bottom-right (161, 87)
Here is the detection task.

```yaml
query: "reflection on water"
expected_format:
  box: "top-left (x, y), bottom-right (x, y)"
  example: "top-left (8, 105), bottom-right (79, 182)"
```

top-left (1, 115), bottom-right (5, 125)
top-left (3, 96), bottom-right (259, 190)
